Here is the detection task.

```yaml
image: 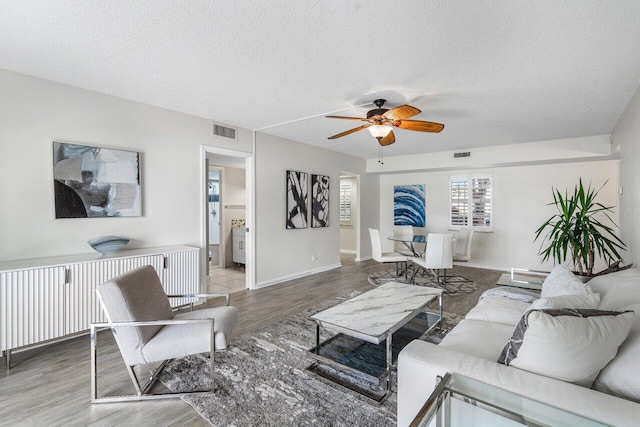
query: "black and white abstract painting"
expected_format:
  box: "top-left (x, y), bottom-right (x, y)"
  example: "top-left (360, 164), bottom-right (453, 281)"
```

top-left (311, 174), bottom-right (329, 228)
top-left (53, 142), bottom-right (141, 218)
top-left (286, 170), bottom-right (308, 229)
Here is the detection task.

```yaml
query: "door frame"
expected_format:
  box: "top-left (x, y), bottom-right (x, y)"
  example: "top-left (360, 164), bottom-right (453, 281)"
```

top-left (200, 145), bottom-right (255, 290)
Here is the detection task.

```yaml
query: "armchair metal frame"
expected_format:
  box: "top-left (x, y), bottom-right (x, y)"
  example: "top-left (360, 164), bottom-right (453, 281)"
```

top-left (91, 293), bottom-right (230, 404)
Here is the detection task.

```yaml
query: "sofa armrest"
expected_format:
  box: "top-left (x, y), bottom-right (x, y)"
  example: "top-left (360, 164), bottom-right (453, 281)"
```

top-left (397, 340), bottom-right (640, 427)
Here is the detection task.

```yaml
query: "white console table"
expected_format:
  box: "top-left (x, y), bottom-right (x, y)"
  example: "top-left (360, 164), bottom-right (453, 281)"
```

top-left (0, 245), bottom-right (200, 369)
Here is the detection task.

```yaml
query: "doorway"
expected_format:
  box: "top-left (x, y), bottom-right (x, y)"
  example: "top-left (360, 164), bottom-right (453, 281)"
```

top-left (208, 167), bottom-right (221, 267)
top-left (201, 146), bottom-right (255, 292)
top-left (339, 171), bottom-right (361, 262)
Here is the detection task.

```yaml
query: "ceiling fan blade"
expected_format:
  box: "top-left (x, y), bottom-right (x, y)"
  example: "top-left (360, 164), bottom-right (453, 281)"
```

top-left (328, 124), bottom-right (371, 139)
top-left (382, 105), bottom-right (421, 120)
top-left (393, 119), bottom-right (444, 133)
top-left (326, 115), bottom-right (369, 121)
top-left (379, 130), bottom-right (395, 146)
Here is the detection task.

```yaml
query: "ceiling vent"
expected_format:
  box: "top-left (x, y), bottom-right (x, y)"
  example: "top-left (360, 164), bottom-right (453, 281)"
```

top-left (454, 151), bottom-right (471, 158)
top-left (213, 123), bottom-right (237, 140)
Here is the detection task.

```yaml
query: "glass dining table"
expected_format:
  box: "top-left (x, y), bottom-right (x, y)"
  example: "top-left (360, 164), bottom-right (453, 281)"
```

top-left (387, 234), bottom-right (427, 257)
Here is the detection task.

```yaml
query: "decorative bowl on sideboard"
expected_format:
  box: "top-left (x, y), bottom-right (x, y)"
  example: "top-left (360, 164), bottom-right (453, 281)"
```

top-left (87, 236), bottom-right (130, 255)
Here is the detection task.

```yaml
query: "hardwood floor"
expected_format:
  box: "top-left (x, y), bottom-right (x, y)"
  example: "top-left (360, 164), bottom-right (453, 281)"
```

top-left (0, 254), bottom-right (501, 426)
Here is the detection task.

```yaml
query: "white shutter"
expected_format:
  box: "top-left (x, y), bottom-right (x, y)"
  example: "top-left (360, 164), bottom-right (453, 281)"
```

top-left (450, 176), bottom-right (469, 227)
top-left (340, 181), bottom-right (352, 225)
top-left (450, 174), bottom-right (492, 231)
top-left (471, 176), bottom-right (492, 229)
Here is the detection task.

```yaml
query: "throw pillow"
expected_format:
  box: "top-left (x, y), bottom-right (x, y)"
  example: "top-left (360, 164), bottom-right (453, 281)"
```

top-left (593, 303), bottom-right (640, 402)
top-left (528, 293), bottom-right (600, 311)
top-left (498, 308), bottom-right (634, 387)
top-left (540, 265), bottom-right (592, 298)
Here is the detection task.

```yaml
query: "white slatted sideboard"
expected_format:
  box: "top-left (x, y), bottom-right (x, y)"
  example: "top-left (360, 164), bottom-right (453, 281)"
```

top-left (0, 245), bottom-right (199, 369)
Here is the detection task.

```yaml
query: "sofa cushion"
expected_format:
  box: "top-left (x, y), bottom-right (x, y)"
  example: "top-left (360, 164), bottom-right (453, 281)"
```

top-left (587, 268), bottom-right (640, 310)
top-left (541, 265), bottom-right (592, 298)
top-left (593, 303), bottom-right (640, 402)
top-left (498, 309), bottom-right (634, 387)
top-left (440, 319), bottom-right (515, 361)
top-left (480, 287), bottom-right (540, 304)
top-left (465, 295), bottom-right (532, 326)
top-left (528, 293), bottom-right (601, 311)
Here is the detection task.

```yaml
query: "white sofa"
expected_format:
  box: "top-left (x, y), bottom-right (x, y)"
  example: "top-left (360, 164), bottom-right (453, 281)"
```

top-left (398, 268), bottom-right (640, 427)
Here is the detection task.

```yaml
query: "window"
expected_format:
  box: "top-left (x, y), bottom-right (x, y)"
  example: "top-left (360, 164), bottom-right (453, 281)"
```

top-left (340, 181), bottom-right (352, 225)
top-left (449, 174), bottom-right (492, 231)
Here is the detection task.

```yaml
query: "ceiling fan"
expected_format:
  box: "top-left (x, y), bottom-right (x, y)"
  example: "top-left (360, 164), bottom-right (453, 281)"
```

top-left (326, 99), bottom-right (444, 146)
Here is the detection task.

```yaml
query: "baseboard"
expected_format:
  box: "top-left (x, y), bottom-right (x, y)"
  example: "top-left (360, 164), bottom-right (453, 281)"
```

top-left (356, 255), bottom-right (371, 262)
top-left (256, 263), bottom-right (342, 288)
top-left (340, 249), bottom-right (356, 254)
top-left (453, 261), bottom-right (510, 272)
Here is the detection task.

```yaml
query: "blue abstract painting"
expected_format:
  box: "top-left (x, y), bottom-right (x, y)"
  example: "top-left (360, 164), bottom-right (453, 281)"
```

top-left (394, 185), bottom-right (425, 227)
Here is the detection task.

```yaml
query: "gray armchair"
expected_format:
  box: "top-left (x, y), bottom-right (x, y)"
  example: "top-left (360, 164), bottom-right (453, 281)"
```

top-left (90, 265), bottom-right (238, 403)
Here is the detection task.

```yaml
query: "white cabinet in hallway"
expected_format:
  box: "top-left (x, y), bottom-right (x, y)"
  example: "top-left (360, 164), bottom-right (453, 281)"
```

top-left (0, 245), bottom-right (199, 368)
top-left (232, 228), bottom-right (246, 265)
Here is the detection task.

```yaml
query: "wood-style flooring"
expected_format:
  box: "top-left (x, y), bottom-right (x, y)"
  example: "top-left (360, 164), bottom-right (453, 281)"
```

top-left (0, 254), bottom-right (501, 426)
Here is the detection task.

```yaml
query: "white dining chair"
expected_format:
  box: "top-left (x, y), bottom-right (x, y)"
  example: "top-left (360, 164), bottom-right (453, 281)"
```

top-left (369, 228), bottom-right (408, 278)
top-left (393, 225), bottom-right (415, 257)
top-left (411, 233), bottom-right (453, 284)
top-left (453, 227), bottom-right (474, 262)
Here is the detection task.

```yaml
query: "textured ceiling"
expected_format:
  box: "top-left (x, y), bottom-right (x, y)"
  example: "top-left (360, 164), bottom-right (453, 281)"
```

top-left (2, 1), bottom-right (640, 159)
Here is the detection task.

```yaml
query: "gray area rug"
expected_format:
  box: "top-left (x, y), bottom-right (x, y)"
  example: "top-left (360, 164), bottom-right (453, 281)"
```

top-left (159, 291), bottom-right (463, 426)
top-left (368, 269), bottom-right (477, 296)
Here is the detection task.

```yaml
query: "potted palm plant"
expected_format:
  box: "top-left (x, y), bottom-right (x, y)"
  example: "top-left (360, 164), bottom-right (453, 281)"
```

top-left (534, 178), bottom-right (626, 277)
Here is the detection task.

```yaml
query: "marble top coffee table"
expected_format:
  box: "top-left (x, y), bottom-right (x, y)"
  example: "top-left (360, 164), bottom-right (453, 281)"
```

top-left (308, 282), bottom-right (443, 402)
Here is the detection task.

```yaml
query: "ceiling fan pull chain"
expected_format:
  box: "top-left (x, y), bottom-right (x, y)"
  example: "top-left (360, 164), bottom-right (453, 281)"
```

top-left (377, 144), bottom-right (384, 164)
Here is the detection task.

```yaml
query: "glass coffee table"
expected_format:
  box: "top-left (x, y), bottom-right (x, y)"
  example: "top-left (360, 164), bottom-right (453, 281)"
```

top-left (412, 373), bottom-right (607, 426)
top-left (307, 282), bottom-right (443, 403)
top-left (496, 268), bottom-right (547, 291)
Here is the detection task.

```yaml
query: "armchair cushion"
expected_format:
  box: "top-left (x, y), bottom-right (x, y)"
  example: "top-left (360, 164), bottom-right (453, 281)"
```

top-left (174, 307), bottom-right (239, 351)
top-left (143, 306), bottom-right (239, 363)
top-left (97, 265), bottom-right (174, 365)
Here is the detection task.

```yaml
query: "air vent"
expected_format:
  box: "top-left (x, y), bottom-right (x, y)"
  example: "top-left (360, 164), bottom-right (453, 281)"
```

top-left (213, 123), bottom-right (237, 140)
top-left (454, 151), bottom-right (471, 158)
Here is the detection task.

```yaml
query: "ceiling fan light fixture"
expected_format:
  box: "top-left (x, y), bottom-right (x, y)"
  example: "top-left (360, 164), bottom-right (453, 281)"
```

top-left (367, 123), bottom-right (392, 138)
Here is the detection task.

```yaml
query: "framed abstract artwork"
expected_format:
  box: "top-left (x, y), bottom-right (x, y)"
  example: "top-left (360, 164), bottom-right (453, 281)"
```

top-left (286, 170), bottom-right (308, 229)
top-left (53, 141), bottom-right (141, 218)
top-left (311, 174), bottom-right (329, 228)
top-left (394, 184), bottom-right (425, 227)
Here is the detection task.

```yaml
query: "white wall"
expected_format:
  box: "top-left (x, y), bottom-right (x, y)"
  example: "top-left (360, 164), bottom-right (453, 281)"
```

top-left (614, 83), bottom-right (640, 267)
top-left (0, 69), bottom-right (253, 262)
top-left (379, 160), bottom-right (620, 271)
top-left (255, 133), bottom-right (378, 286)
